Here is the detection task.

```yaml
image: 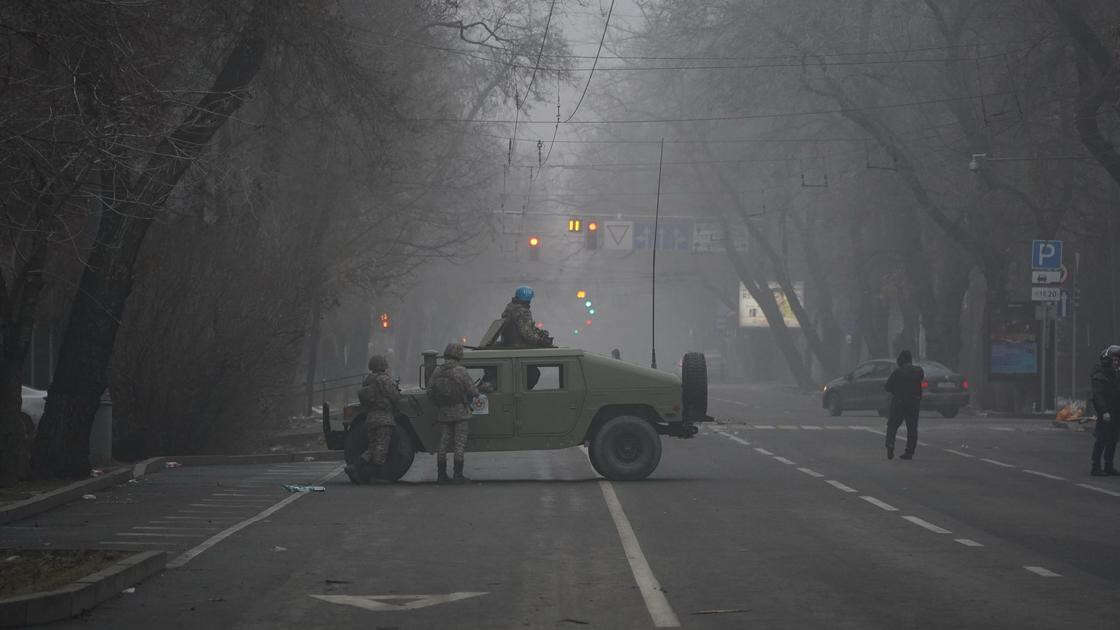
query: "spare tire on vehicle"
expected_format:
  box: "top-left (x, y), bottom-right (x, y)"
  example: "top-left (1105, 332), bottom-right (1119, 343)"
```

top-left (344, 414), bottom-right (416, 484)
top-left (681, 352), bottom-right (708, 421)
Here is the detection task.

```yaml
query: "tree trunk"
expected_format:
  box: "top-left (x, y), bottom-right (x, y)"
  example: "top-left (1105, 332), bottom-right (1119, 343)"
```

top-left (33, 6), bottom-right (269, 478)
top-left (720, 216), bottom-right (815, 389)
top-left (305, 298), bottom-right (323, 416)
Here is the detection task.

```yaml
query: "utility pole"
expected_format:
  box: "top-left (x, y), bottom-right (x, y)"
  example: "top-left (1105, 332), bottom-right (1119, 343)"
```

top-left (651, 138), bottom-right (664, 370)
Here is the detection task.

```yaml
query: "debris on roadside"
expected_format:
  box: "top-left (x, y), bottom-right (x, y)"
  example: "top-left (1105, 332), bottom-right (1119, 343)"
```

top-left (273, 546), bottom-right (287, 552)
top-left (165, 461), bottom-right (182, 468)
top-left (303, 456), bottom-right (316, 462)
top-left (560, 618), bottom-right (590, 625)
top-left (1055, 399), bottom-right (1087, 422)
top-left (693, 608), bottom-right (752, 615)
top-left (283, 484), bottom-right (326, 493)
top-left (324, 579), bottom-right (351, 584)
top-left (81, 494), bottom-right (96, 500)
top-left (122, 587), bottom-right (135, 594)
top-left (90, 469), bottom-right (104, 477)
top-left (127, 478), bottom-right (139, 484)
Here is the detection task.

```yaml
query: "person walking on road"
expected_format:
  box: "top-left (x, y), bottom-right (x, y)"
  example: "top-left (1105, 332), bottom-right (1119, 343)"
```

top-left (1089, 345), bottom-right (1120, 476)
top-left (428, 343), bottom-right (480, 484)
top-left (885, 350), bottom-right (924, 461)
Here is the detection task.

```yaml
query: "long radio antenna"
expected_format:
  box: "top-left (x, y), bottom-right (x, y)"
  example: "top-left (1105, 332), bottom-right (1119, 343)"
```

top-left (651, 138), bottom-right (664, 369)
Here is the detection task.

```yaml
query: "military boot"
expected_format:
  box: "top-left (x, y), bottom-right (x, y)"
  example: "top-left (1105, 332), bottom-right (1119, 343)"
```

top-left (453, 457), bottom-right (470, 484)
top-left (436, 454), bottom-right (451, 484)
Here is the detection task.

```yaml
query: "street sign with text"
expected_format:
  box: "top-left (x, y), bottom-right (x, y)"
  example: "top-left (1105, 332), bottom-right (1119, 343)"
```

top-left (1031, 286), bottom-right (1061, 302)
top-left (1032, 270), bottom-right (1061, 284)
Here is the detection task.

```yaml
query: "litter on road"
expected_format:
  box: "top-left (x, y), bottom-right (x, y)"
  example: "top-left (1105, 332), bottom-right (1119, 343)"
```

top-left (283, 484), bottom-right (326, 493)
top-left (165, 461), bottom-right (182, 468)
top-left (82, 494), bottom-right (96, 500)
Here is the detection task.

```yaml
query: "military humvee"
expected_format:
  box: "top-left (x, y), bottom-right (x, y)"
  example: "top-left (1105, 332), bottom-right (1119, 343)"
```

top-left (323, 321), bottom-right (710, 482)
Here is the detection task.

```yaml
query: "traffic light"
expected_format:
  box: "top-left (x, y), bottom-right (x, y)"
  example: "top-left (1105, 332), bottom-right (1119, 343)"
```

top-left (584, 300), bottom-right (592, 308)
top-left (586, 219), bottom-right (600, 250)
top-left (378, 312), bottom-right (391, 330)
top-left (585, 319), bottom-right (592, 327)
top-left (528, 235), bottom-right (541, 260)
top-left (576, 290), bottom-right (587, 300)
top-left (567, 218), bottom-right (582, 232)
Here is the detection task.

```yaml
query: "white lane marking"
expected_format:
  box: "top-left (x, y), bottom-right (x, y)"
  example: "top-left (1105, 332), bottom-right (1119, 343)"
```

top-left (863, 428), bottom-right (887, 435)
top-left (158, 516), bottom-right (239, 521)
top-left (797, 467), bottom-right (824, 478)
top-left (710, 396), bottom-right (751, 408)
top-left (943, 449), bottom-right (975, 458)
top-left (901, 516), bottom-right (951, 534)
top-left (1023, 470), bottom-right (1066, 481)
top-left (211, 493), bottom-right (269, 497)
top-left (598, 481), bottom-right (681, 627)
top-left (776, 425), bottom-right (799, 430)
top-left (824, 426), bottom-right (847, 430)
top-left (954, 538), bottom-right (983, 547)
top-left (716, 432), bottom-right (751, 447)
top-left (826, 480), bottom-right (858, 493)
top-left (800, 425), bottom-right (822, 430)
top-left (309, 593), bottom-right (489, 612)
top-left (979, 458), bottom-right (1015, 468)
top-left (754, 425), bottom-right (775, 430)
top-left (754, 448), bottom-right (773, 455)
top-left (989, 427), bottom-right (1014, 432)
top-left (848, 425), bottom-right (869, 430)
top-left (188, 504), bottom-right (259, 508)
top-left (1024, 566), bottom-right (1061, 577)
top-left (1076, 483), bottom-right (1120, 497)
top-left (860, 496), bottom-right (898, 511)
top-left (167, 464), bottom-right (343, 569)
top-left (98, 541), bottom-right (173, 546)
top-left (772, 457), bottom-right (797, 465)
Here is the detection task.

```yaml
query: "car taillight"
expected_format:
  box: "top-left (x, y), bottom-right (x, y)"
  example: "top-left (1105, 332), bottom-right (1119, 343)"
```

top-left (921, 380), bottom-right (929, 389)
top-left (962, 379), bottom-right (969, 390)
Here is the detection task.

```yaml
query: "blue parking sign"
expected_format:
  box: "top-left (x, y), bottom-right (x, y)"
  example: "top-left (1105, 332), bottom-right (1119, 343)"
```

top-left (1031, 240), bottom-right (1062, 270)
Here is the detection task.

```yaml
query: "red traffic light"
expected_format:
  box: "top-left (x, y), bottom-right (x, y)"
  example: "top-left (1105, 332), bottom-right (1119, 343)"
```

top-left (587, 221), bottom-right (599, 232)
top-left (585, 319), bottom-right (592, 326)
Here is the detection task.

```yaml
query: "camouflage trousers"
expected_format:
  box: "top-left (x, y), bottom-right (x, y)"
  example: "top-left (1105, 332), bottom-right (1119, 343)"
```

top-left (362, 425), bottom-right (394, 466)
top-left (437, 421), bottom-right (469, 458)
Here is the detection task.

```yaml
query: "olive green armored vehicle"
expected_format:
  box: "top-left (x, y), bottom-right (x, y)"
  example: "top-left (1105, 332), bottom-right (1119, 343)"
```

top-left (323, 321), bottom-right (710, 482)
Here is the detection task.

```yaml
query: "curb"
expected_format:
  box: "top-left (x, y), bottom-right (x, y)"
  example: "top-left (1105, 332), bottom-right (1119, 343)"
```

top-left (1052, 419), bottom-right (1093, 432)
top-left (0, 451), bottom-right (341, 525)
top-left (0, 550), bottom-right (165, 627)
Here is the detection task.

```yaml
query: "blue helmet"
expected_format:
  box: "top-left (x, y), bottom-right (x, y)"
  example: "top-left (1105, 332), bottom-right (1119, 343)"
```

top-left (515, 286), bottom-right (534, 302)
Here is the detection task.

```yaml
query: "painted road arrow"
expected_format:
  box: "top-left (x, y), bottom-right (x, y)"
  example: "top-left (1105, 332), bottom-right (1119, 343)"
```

top-left (309, 592), bottom-right (488, 612)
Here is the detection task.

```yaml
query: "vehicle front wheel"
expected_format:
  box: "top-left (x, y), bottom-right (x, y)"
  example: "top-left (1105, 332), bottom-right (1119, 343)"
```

top-left (589, 415), bottom-right (662, 481)
top-left (826, 394), bottom-right (843, 417)
top-left (344, 416), bottom-right (415, 483)
top-left (938, 407), bottom-right (959, 418)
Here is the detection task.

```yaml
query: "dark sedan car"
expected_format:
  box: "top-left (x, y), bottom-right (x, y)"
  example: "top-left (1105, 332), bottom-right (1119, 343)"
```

top-left (821, 359), bottom-right (969, 418)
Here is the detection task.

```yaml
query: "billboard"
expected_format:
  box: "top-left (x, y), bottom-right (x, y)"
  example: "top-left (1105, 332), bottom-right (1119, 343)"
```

top-left (739, 282), bottom-right (804, 328)
top-left (989, 302), bottom-right (1038, 378)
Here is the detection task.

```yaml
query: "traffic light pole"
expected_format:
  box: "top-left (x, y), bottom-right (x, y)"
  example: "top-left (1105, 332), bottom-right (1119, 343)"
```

top-left (651, 138), bottom-right (664, 370)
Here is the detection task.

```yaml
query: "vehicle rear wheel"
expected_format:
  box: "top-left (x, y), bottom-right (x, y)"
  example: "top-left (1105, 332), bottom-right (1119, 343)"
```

top-left (826, 394), bottom-right (843, 417)
top-left (939, 407), bottom-right (959, 418)
top-left (343, 415), bottom-right (415, 483)
top-left (589, 415), bottom-right (662, 481)
top-left (681, 352), bottom-right (708, 421)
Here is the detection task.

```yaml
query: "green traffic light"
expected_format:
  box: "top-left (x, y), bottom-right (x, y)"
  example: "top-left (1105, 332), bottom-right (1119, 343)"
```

top-left (573, 329), bottom-right (580, 335)
top-left (584, 300), bottom-right (592, 308)
top-left (588, 308), bottom-right (595, 315)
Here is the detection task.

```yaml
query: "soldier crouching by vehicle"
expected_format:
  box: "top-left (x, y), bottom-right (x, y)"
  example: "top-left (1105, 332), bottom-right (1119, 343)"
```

top-left (428, 343), bottom-right (481, 484)
top-left (345, 354), bottom-right (401, 484)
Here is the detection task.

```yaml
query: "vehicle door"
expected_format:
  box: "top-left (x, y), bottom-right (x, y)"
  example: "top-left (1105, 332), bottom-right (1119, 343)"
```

top-left (866, 361), bottom-right (895, 411)
top-left (845, 362), bottom-right (878, 408)
top-left (462, 359), bottom-right (514, 438)
top-left (514, 358), bottom-right (586, 436)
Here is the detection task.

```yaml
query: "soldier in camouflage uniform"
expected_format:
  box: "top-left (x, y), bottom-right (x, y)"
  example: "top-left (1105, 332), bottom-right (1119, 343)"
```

top-left (429, 343), bottom-right (480, 484)
top-left (345, 355), bottom-right (400, 484)
top-left (498, 286), bottom-right (554, 348)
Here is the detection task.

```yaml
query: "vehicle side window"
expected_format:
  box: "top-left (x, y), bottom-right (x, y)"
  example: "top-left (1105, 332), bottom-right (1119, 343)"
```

top-left (872, 363), bottom-right (894, 378)
top-left (852, 364), bottom-right (874, 379)
top-left (465, 366), bottom-right (499, 392)
top-left (527, 364), bottom-right (563, 391)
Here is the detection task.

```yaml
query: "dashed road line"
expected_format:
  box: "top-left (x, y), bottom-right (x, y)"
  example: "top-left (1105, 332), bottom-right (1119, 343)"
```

top-left (979, 458), bottom-right (1015, 468)
top-left (754, 447), bottom-right (773, 455)
top-left (1023, 469), bottom-right (1066, 481)
top-left (753, 425), bottom-right (775, 429)
top-left (954, 538), bottom-right (983, 547)
top-left (98, 541), bottom-right (172, 546)
top-left (943, 449), bottom-right (975, 458)
top-left (168, 464), bottom-right (344, 569)
top-left (134, 526), bottom-right (219, 531)
top-left (776, 425), bottom-right (799, 430)
top-left (797, 467), bottom-right (825, 478)
top-left (860, 496), bottom-right (898, 511)
top-left (116, 532), bottom-right (199, 538)
top-left (599, 481), bottom-right (681, 627)
top-left (721, 433), bottom-right (751, 446)
top-left (826, 480), bottom-right (858, 493)
top-left (1024, 566), bottom-right (1061, 577)
top-left (772, 456), bottom-right (797, 465)
top-left (1076, 483), bottom-right (1120, 497)
top-left (824, 426), bottom-right (847, 430)
top-left (901, 516), bottom-right (951, 534)
top-left (800, 425), bottom-right (822, 430)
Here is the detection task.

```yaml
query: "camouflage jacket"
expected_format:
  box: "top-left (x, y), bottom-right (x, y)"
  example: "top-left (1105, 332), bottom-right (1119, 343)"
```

top-left (359, 371), bottom-right (400, 426)
top-left (432, 360), bottom-right (480, 423)
top-left (498, 300), bottom-right (553, 347)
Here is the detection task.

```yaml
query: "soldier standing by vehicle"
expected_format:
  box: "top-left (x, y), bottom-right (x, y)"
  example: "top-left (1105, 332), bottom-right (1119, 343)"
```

top-left (884, 350), bottom-right (924, 461)
top-left (497, 286), bottom-right (554, 347)
top-left (1089, 345), bottom-right (1120, 476)
top-left (428, 343), bottom-right (480, 484)
top-left (345, 355), bottom-right (400, 484)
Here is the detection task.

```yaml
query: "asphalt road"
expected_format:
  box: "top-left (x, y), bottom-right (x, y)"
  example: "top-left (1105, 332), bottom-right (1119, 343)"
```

top-left (6, 384), bottom-right (1120, 629)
